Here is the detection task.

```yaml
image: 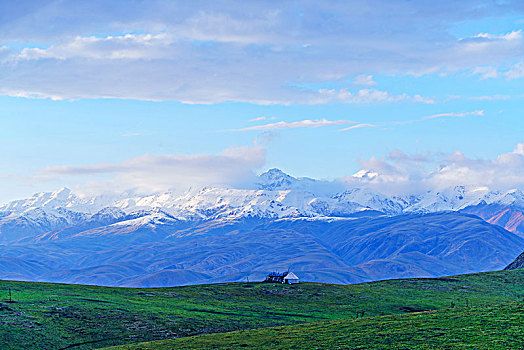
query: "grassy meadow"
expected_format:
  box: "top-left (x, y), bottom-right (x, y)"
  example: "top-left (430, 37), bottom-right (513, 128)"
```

top-left (106, 302), bottom-right (523, 349)
top-left (0, 269), bottom-right (522, 349)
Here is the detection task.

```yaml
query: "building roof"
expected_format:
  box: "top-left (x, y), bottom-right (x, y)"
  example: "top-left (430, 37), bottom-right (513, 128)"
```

top-left (284, 272), bottom-right (299, 280)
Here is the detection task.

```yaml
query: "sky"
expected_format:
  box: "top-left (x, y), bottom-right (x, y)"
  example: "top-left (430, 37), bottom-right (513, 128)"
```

top-left (1, 0), bottom-right (524, 202)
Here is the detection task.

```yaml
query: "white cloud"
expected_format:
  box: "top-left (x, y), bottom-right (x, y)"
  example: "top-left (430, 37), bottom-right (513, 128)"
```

top-left (473, 30), bottom-right (523, 41)
top-left (315, 89), bottom-right (435, 104)
top-left (505, 61), bottom-right (524, 79)
top-left (227, 118), bottom-right (357, 132)
top-left (468, 94), bottom-right (510, 101)
top-left (37, 144), bottom-right (266, 194)
top-left (249, 116), bottom-right (276, 122)
top-left (0, 89), bottom-right (66, 101)
top-left (176, 11), bottom-right (281, 45)
top-left (423, 110), bottom-right (484, 120)
top-left (514, 143), bottom-right (524, 155)
top-left (472, 66), bottom-right (499, 79)
top-left (9, 141), bottom-right (524, 198)
top-left (472, 61), bottom-right (524, 80)
top-left (1, 2), bottom-right (524, 103)
top-left (232, 107), bottom-right (479, 134)
top-left (352, 74), bottom-right (377, 86)
top-left (18, 33), bottom-right (172, 61)
top-left (338, 123), bottom-right (376, 132)
top-left (454, 30), bottom-right (524, 62)
top-left (342, 143), bottom-right (524, 194)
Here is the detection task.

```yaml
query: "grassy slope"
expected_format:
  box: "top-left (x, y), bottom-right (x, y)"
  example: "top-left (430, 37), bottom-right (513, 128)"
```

top-left (106, 302), bottom-right (524, 350)
top-left (0, 269), bottom-right (523, 349)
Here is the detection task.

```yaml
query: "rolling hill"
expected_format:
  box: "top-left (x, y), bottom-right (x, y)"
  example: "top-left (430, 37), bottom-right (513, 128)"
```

top-left (105, 302), bottom-right (523, 350)
top-left (0, 269), bottom-right (522, 349)
top-left (0, 212), bottom-right (522, 287)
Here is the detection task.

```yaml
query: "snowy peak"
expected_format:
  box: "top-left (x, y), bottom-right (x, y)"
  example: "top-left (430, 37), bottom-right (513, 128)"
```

top-left (1, 187), bottom-right (74, 213)
top-left (333, 188), bottom-right (406, 214)
top-left (352, 169), bottom-right (378, 180)
top-left (405, 186), bottom-right (512, 213)
top-left (256, 168), bottom-right (301, 191)
top-left (256, 168), bottom-right (341, 196)
top-left (481, 189), bottom-right (524, 207)
top-left (90, 207), bottom-right (127, 223)
top-left (110, 209), bottom-right (180, 228)
top-left (1, 169), bottom-right (524, 230)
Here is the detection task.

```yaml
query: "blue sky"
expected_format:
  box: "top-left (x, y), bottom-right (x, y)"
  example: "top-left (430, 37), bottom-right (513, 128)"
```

top-left (1, 0), bottom-right (524, 202)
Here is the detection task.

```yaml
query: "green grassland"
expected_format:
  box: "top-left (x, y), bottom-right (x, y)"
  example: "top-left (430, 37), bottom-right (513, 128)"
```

top-left (106, 302), bottom-right (523, 349)
top-left (0, 269), bottom-right (523, 349)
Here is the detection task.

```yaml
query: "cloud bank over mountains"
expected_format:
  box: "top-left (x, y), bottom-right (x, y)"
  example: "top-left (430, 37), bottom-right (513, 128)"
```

top-left (36, 144), bottom-right (266, 195)
top-left (2, 1), bottom-right (524, 103)
top-left (346, 143), bottom-right (524, 195)
top-left (6, 142), bottom-right (520, 200)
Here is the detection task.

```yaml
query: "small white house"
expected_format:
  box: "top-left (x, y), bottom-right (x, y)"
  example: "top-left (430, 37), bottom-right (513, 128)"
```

top-left (283, 272), bottom-right (299, 284)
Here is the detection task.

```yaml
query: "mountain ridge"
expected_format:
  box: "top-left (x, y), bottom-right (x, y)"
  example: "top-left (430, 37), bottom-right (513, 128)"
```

top-left (0, 212), bottom-right (522, 287)
top-left (1, 169), bottom-right (523, 287)
top-left (505, 250), bottom-right (524, 270)
top-left (2, 169), bottom-right (523, 240)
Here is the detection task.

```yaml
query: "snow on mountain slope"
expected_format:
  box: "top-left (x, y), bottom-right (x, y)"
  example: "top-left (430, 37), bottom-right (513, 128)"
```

top-left (0, 169), bottom-right (354, 226)
top-left (110, 209), bottom-right (181, 228)
top-left (333, 188), bottom-right (407, 214)
top-left (255, 168), bottom-right (342, 195)
top-left (1, 187), bottom-right (74, 212)
top-left (480, 189), bottom-right (524, 207)
top-left (403, 186), bottom-right (490, 213)
top-left (0, 187), bottom-right (125, 218)
top-left (1, 169), bottom-right (523, 239)
top-left (404, 187), bottom-right (524, 214)
top-left (1, 168), bottom-right (524, 287)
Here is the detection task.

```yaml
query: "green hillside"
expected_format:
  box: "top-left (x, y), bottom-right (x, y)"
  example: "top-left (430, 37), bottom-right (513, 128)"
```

top-left (0, 269), bottom-right (523, 349)
top-left (105, 302), bottom-right (523, 349)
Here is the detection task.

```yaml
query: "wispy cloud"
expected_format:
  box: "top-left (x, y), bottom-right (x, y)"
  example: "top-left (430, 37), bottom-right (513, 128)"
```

top-left (338, 123), bottom-right (376, 132)
top-left (506, 61), bottom-right (524, 79)
top-left (227, 118), bottom-right (357, 132)
top-left (315, 89), bottom-right (435, 104)
top-left (472, 66), bottom-right (499, 79)
top-left (422, 110), bottom-right (484, 120)
top-left (249, 116), bottom-right (276, 122)
top-left (470, 30), bottom-right (522, 41)
top-left (471, 60), bottom-right (524, 80)
top-left (352, 74), bottom-right (377, 86)
top-left (38, 144), bottom-right (266, 194)
top-left (17, 33), bottom-right (172, 61)
top-left (231, 108), bottom-right (486, 134)
top-left (468, 95), bottom-right (510, 101)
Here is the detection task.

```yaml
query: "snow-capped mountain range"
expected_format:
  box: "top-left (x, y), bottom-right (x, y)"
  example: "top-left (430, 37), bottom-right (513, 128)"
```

top-left (1, 168), bottom-right (524, 226)
top-left (1, 168), bottom-right (523, 287)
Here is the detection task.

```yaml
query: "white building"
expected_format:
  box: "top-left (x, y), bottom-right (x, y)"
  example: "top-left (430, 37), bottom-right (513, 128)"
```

top-left (283, 272), bottom-right (299, 284)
